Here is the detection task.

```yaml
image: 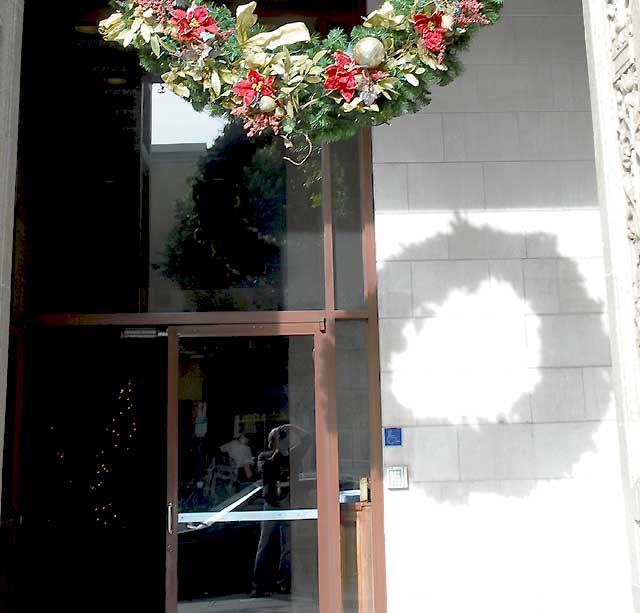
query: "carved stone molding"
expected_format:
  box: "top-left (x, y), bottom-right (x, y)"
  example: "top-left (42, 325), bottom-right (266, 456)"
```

top-left (608, 0), bottom-right (640, 380)
top-left (609, 0), bottom-right (634, 60)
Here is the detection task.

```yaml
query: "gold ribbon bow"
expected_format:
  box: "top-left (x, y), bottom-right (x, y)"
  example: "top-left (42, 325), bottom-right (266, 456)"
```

top-left (236, 2), bottom-right (310, 50)
top-left (364, 2), bottom-right (406, 29)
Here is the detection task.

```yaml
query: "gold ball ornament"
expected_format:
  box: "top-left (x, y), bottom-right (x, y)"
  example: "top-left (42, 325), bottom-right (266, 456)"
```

top-left (353, 36), bottom-right (386, 69)
top-left (258, 95), bottom-right (277, 114)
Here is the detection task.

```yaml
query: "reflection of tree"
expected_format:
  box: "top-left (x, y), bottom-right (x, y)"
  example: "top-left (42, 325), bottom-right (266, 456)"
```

top-left (162, 121), bottom-right (360, 310)
top-left (163, 121), bottom-right (291, 310)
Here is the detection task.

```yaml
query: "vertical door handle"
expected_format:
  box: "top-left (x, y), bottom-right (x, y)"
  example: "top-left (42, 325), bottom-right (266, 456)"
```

top-left (167, 502), bottom-right (174, 535)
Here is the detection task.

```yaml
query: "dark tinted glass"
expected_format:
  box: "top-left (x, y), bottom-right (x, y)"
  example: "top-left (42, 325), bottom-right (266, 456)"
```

top-left (331, 138), bottom-right (366, 310)
top-left (336, 320), bottom-right (371, 613)
top-left (177, 335), bottom-right (319, 609)
top-left (337, 320), bottom-right (370, 490)
top-left (15, 328), bottom-right (167, 612)
top-left (149, 93), bottom-right (324, 312)
top-left (20, 3), bottom-right (147, 313)
top-left (20, 1), bottom-right (356, 315)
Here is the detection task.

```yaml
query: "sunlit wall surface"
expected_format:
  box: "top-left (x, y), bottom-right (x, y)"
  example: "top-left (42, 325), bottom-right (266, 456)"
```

top-left (370, 0), bottom-right (634, 611)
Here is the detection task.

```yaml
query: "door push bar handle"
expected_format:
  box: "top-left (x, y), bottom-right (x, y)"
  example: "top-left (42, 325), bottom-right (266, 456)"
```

top-left (167, 502), bottom-right (174, 535)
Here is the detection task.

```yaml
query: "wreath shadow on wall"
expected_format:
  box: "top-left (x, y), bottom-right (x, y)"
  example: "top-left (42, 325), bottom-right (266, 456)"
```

top-left (377, 214), bottom-right (612, 502)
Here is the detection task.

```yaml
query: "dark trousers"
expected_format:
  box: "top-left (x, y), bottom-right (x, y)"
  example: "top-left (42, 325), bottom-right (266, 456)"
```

top-left (252, 520), bottom-right (291, 590)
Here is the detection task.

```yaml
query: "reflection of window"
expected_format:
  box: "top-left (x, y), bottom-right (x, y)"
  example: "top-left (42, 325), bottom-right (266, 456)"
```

top-left (178, 336), bottom-right (318, 519)
top-left (151, 83), bottom-right (228, 148)
top-left (150, 109), bottom-right (325, 312)
top-left (20, 0), bottom-right (366, 316)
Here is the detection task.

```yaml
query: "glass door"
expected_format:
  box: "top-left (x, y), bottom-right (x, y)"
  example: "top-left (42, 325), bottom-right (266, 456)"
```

top-left (16, 327), bottom-right (167, 613)
top-left (166, 323), bottom-right (339, 613)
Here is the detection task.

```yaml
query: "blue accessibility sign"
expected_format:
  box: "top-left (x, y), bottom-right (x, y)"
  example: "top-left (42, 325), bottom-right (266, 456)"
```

top-left (384, 427), bottom-right (402, 447)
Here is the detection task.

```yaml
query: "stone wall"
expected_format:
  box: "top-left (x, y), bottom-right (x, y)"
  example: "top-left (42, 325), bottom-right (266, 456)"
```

top-left (0, 0), bottom-right (24, 515)
top-left (372, 0), bottom-right (635, 610)
top-left (583, 0), bottom-right (640, 608)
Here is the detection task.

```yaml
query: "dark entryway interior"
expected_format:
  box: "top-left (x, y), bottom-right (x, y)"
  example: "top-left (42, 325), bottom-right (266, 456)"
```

top-left (1, 329), bottom-right (323, 612)
top-left (2, 0), bottom-right (377, 611)
top-left (2, 329), bottom-right (167, 612)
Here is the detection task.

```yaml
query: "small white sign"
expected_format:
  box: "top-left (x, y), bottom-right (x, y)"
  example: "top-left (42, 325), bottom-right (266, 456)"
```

top-left (386, 466), bottom-right (409, 490)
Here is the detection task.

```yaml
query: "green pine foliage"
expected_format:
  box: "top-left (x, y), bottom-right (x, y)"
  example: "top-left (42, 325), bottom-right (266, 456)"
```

top-left (105, 0), bottom-right (503, 144)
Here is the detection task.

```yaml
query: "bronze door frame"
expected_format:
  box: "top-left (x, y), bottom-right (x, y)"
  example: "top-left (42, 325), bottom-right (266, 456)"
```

top-left (165, 322), bottom-right (342, 613)
top-left (27, 131), bottom-right (387, 612)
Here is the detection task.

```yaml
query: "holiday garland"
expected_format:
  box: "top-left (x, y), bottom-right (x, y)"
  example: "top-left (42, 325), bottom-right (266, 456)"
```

top-left (99, 0), bottom-right (502, 146)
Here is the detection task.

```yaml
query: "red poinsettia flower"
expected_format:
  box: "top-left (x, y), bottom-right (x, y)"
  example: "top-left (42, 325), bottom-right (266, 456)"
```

top-left (170, 5), bottom-right (220, 42)
top-left (231, 70), bottom-right (276, 106)
top-left (414, 12), bottom-right (447, 53)
top-left (323, 50), bottom-right (362, 103)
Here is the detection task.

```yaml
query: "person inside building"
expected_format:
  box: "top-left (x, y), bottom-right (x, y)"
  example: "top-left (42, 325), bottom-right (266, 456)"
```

top-left (249, 423), bottom-right (311, 598)
top-left (220, 432), bottom-right (254, 486)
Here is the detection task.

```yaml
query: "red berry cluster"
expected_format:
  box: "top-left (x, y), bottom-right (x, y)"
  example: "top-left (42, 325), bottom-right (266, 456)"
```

top-left (456, 1), bottom-right (490, 26)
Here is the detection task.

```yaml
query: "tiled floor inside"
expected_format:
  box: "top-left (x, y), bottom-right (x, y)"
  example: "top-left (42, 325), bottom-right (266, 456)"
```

top-left (178, 594), bottom-right (318, 612)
